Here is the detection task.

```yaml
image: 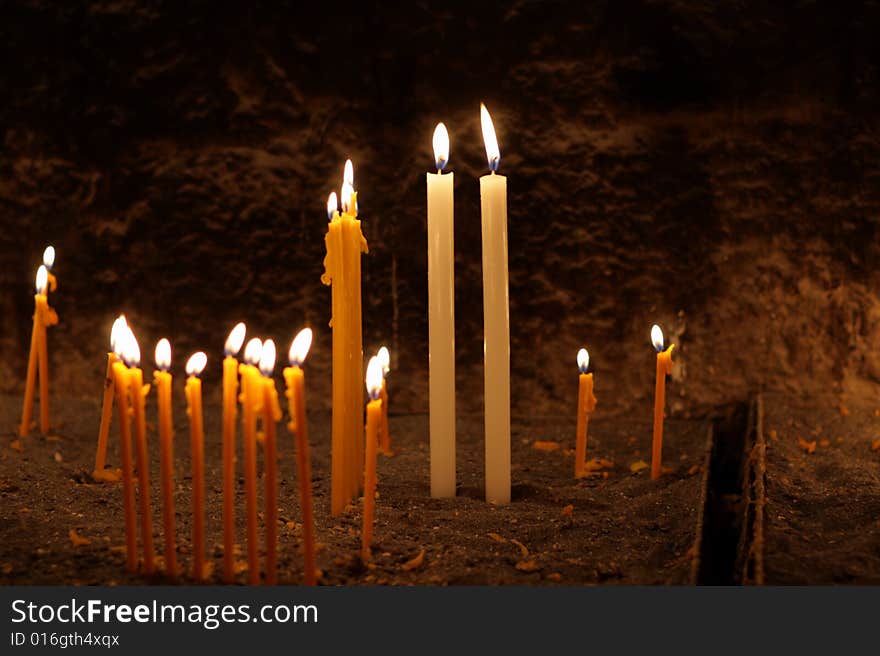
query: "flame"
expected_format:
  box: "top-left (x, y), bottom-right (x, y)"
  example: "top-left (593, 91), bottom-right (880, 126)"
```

top-left (433, 122), bottom-right (449, 171)
top-left (343, 159), bottom-right (354, 187)
top-left (259, 339), bottom-right (276, 377)
top-left (42, 246), bottom-right (55, 269)
top-left (288, 328), bottom-right (313, 367)
top-left (577, 348), bottom-right (589, 374)
top-left (110, 315), bottom-right (128, 352)
top-left (377, 345), bottom-right (390, 375)
top-left (341, 181), bottom-right (354, 213)
top-left (480, 103), bottom-right (500, 172)
top-left (243, 338), bottom-right (263, 366)
top-left (185, 352), bottom-right (207, 377)
top-left (35, 265), bottom-right (48, 294)
top-left (326, 192), bottom-right (338, 220)
top-left (651, 324), bottom-right (664, 352)
top-left (120, 326), bottom-right (141, 368)
top-left (155, 338), bottom-right (171, 371)
top-left (366, 355), bottom-right (383, 400)
top-left (225, 322), bottom-right (246, 357)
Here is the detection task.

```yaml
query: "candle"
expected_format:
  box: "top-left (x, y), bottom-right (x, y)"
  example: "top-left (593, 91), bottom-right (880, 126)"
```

top-left (574, 348), bottom-right (597, 478)
top-left (185, 351), bottom-right (208, 580)
top-left (321, 160), bottom-right (369, 516)
top-left (479, 103), bottom-right (511, 505)
top-left (259, 340), bottom-right (281, 585)
top-left (240, 337), bottom-right (263, 584)
top-left (361, 356), bottom-right (383, 563)
top-left (43, 246), bottom-right (57, 293)
top-left (20, 265), bottom-right (58, 437)
top-left (377, 345), bottom-right (392, 455)
top-left (112, 329), bottom-right (138, 572)
top-left (426, 122), bottom-right (457, 497)
top-left (222, 322), bottom-right (246, 583)
top-left (284, 328), bottom-right (317, 586)
top-left (154, 338), bottom-right (176, 577)
top-left (651, 325), bottom-right (675, 481)
top-left (126, 330), bottom-right (155, 575)
top-left (93, 316), bottom-right (127, 482)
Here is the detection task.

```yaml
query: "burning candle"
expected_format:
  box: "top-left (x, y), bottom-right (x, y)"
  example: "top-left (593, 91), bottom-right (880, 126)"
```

top-left (574, 348), bottom-right (597, 478)
top-left (651, 325), bottom-right (675, 481)
top-left (321, 160), bottom-right (369, 516)
top-left (259, 340), bottom-right (281, 585)
top-left (154, 338), bottom-right (176, 577)
top-left (43, 246), bottom-right (57, 293)
top-left (377, 346), bottom-right (392, 455)
top-left (127, 329), bottom-right (156, 575)
top-left (185, 351), bottom-right (208, 580)
top-left (284, 328), bottom-right (317, 586)
top-left (479, 103), bottom-right (511, 505)
top-left (20, 265), bottom-right (58, 437)
top-left (427, 122), bottom-right (457, 498)
top-left (93, 315), bottom-right (126, 482)
top-left (222, 322), bottom-right (245, 582)
top-left (240, 337), bottom-right (263, 584)
top-left (361, 356), bottom-right (383, 563)
top-left (112, 328), bottom-right (138, 572)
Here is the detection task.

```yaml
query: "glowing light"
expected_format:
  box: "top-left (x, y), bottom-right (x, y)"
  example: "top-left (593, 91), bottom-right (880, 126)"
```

top-left (651, 324), bottom-right (665, 352)
top-left (343, 159), bottom-right (354, 187)
top-left (35, 265), bottom-right (48, 295)
top-left (259, 339), bottom-right (276, 377)
top-left (577, 348), bottom-right (589, 374)
top-left (186, 352), bottom-right (207, 377)
top-left (365, 355), bottom-right (383, 400)
top-left (288, 328), bottom-right (313, 367)
top-left (480, 103), bottom-right (500, 172)
top-left (377, 346), bottom-right (390, 376)
top-left (243, 338), bottom-right (263, 366)
top-left (224, 322), bottom-right (246, 357)
top-left (42, 246), bottom-right (55, 270)
top-left (120, 327), bottom-right (141, 368)
top-left (155, 338), bottom-right (171, 371)
top-left (327, 192), bottom-right (338, 220)
top-left (110, 315), bottom-right (128, 353)
top-left (433, 122), bottom-right (449, 171)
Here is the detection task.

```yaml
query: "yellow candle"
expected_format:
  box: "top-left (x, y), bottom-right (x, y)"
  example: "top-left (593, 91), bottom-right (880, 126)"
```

top-left (112, 332), bottom-right (137, 572)
top-left (574, 348), bottom-right (597, 478)
top-left (321, 161), bottom-right (369, 516)
top-left (427, 123), bottom-right (457, 497)
top-left (361, 356), bottom-right (383, 563)
top-left (94, 316), bottom-right (127, 483)
top-left (221, 322), bottom-right (245, 583)
top-left (651, 325), bottom-right (675, 481)
top-left (285, 328), bottom-right (316, 585)
top-left (259, 340), bottom-right (281, 585)
top-left (154, 339), bottom-right (176, 577)
top-left (377, 346), bottom-right (392, 455)
top-left (20, 266), bottom-right (58, 437)
top-left (479, 104), bottom-right (510, 505)
top-left (185, 352), bottom-right (208, 581)
top-left (240, 338), bottom-right (263, 584)
top-left (127, 333), bottom-right (155, 575)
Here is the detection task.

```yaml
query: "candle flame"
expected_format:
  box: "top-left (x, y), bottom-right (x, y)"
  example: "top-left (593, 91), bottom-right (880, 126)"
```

top-left (224, 322), bottom-right (246, 357)
top-left (35, 265), bottom-right (48, 295)
top-left (577, 348), bottom-right (589, 374)
top-left (343, 159), bottom-right (354, 187)
top-left (288, 328), bottom-right (313, 367)
top-left (42, 246), bottom-right (56, 270)
top-left (651, 324), bottom-right (665, 352)
top-left (155, 338), bottom-right (171, 371)
top-left (110, 315), bottom-right (128, 352)
top-left (480, 103), bottom-right (500, 172)
top-left (377, 345), bottom-right (390, 376)
top-left (259, 339), bottom-right (276, 377)
top-left (433, 122), bottom-right (449, 171)
top-left (120, 326), bottom-right (141, 368)
top-left (341, 181), bottom-right (354, 213)
top-left (185, 351), bottom-right (207, 377)
top-left (366, 355), bottom-right (383, 400)
top-left (243, 337), bottom-right (263, 366)
top-left (326, 192), bottom-right (338, 220)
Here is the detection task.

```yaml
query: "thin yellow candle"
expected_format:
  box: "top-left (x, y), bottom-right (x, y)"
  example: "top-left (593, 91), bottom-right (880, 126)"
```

top-left (240, 337), bottom-right (263, 585)
top-left (651, 325), bottom-right (675, 481)
top-left (285, 328), bottom-right (317, 586)
top-left (20, 265), bottom-right (58, 437)
top-left (259, 340), bottom-right (281, 585)
top-left (112, 330), bottom-right (137, 572)
top-left (574, 348), bottom-right (597, 478)
top-left (185, 351), bottom-right (208, 581)
top-left (361, 356), bottom-right (383, 563)
top-left (93, 315), bottom-right (127, 483)
top-left (377, 346), bottom-right (392, 455)
top-left (126, 330), bottom-right (155, 575)
top-left (221, 322), bottom-right (245, 583)
top-left (154, 338), bottom-right (176, 577)
top-left (322, 160), bottom-right (369, 516)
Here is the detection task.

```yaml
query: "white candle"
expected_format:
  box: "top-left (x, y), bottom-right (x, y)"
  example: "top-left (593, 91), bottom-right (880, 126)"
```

top-left (426, 122), bottom-right (457, 498)
top-left (479, 103), bottom-right (510, 505)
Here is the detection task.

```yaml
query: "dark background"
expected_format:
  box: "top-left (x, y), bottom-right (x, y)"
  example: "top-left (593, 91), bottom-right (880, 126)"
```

top-left (1, 1), bottom-right (879, 417)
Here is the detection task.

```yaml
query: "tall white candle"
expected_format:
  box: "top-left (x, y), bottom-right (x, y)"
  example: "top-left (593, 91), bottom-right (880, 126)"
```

top-left (479, 104), bottom-right (510, 505)
top-left (426, 122), bottom-right (456, 498)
